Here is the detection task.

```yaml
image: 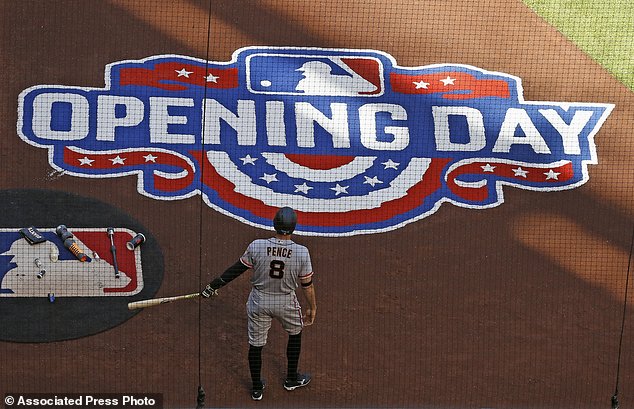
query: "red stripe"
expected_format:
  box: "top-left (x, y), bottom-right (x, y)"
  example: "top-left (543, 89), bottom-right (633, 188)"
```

top-left (446, 161), bottom-right (574, 202)
top-left (192, 150), bottom-right (450, 228)
top-left (390, 72), bottom-right (510, 100)
top-left (119, 62), bottom-right (238, 91)
top-left (341, 57), bottom-right (382, 95)
top-left (240, 257), bottom-right (253, 268)
top-left (284, 153), bottom-right (356, 169)
top-left (64, 148), bottom-right (195, 192)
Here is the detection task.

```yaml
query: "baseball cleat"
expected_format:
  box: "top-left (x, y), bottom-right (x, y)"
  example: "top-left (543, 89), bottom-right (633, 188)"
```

top-left (251, 389), bottom-right (263, 401)
top-left (284, 373), bottom-right (311, 391)
top-left (251, 380), bottom-right (265, 401)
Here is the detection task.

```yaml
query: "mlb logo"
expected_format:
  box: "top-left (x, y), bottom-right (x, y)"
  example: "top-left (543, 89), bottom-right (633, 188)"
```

top-left (246, 53), bottom-right (384, 96)
top-left (0, 228), bottom-right (143, 297)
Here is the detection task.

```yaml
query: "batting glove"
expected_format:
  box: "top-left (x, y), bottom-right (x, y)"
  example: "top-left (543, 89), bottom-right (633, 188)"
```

top-left (201, 284), bottom-right (218, 298)
top-left (201, 278), bottom-right (225, 298)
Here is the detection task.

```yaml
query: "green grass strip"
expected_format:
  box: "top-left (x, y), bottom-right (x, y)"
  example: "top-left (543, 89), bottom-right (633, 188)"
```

top-left (523, 0), bottom-right (634, 90)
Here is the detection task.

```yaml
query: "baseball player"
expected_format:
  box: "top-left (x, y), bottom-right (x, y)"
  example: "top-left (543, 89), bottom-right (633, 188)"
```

top-left (201, 207), bottom-right (317, 401)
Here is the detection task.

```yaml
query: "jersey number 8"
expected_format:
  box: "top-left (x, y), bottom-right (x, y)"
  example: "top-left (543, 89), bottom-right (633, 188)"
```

top-left (269, 260), bottom-right (285, 279)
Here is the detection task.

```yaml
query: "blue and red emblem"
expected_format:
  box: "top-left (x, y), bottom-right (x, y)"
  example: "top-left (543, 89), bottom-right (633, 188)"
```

top-left (17, 47), bottom-right (613, 236)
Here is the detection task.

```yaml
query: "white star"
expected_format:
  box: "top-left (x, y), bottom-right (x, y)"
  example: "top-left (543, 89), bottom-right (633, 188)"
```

top-left (330, 184), bottom-right (349, 196)
top-left (512, 167), bottom-right (528, 178)
top-left (294, 182), bottom-right (313, 194)
top-left (363, 176), bottom-right (383, 187)
top-left (440, 76), bottom-right (456, 86)
top-left (205, 73), bottom-right (219, 83)
top-left (413, 80), bottom-right (430, 89)
top-left (175, 68), bottom-right (194, 78)
top-left (78, 157), bottom-right (94, 166)
top-left (481, 163), bottom-right (496, 172)
top-left (110, 155), bottom-right (126, 165)
top-left (143, 154), bottom-right (157, 163)
top-left (544, 169), bottom-right (560, 180)
top-left (240, 155), bottom-right (258, 165)
top-left (260, 173), bottom-right (278, 184)
top-left (381, 159), bottom-right (400, 170)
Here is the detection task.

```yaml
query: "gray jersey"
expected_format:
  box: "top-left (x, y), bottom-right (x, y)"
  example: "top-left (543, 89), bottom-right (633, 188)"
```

top-left (240, 237), bottom-right (313, 295)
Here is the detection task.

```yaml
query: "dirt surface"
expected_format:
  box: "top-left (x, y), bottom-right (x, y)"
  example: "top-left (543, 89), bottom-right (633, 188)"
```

top-left (1, 1), bottom-right (633, 408)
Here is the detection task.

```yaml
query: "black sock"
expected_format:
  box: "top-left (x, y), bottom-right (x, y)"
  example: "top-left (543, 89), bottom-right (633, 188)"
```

top-left (248, 344), bottom-right (264, 390)
top-left (286, 332), bottom-right (302, 381)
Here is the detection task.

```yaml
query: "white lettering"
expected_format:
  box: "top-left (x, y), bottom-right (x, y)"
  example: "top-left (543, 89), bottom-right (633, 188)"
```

top-left (27, 92), bottom-right (598, 160)
top-left (31, 93), bottom-right (89, 140)
top-left (359, 103), bottom-right (409, 151)
top-left (266, 100), bottom-right (286, 146)
top-left (540, 109), bottom-right (594, 155)
top-left (202, 99), bottom-right (256, 145)
top-left (122, 396), bottom-right (156, 406)
top-left (149, 97), bottom-right (195, 144)
top-left (96, 95), bottom-right (144, 141)
top-left (493, 108), bottom-right (551, 154)
top-left (295, 102), bottom-right (350, 148)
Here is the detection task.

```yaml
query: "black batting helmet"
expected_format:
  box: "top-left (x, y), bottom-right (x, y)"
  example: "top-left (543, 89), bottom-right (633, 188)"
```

top-left (273, 207), bottom-right (297, 235)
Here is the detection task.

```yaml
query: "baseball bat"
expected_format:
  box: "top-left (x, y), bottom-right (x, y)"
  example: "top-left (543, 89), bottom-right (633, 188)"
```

top-left (127, 292), bottom-right (200, 310)
top-left (106, 227), bottom-right (120, 278)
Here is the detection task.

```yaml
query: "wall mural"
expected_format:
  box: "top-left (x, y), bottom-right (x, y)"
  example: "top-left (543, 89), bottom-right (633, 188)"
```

top-left (18, 47), bottom-right (613, 236)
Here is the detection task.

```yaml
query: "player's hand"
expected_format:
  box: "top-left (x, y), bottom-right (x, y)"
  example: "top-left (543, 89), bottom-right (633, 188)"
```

top-left (201, 277), bottom-right (226, 298)
top-left (200, 285), bottom-right (215, 298)
top-left (200, 284), bottom-right (217, 298)
top-left (303, 308), bottom-right (316, 326)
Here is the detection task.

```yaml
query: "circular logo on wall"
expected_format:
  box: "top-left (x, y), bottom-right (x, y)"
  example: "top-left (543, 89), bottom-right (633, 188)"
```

top-left (0, 189), bottom-right (163, 342)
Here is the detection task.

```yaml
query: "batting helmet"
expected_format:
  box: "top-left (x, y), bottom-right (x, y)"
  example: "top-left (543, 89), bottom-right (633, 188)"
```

top-left (273, 207), bottom-right (297, 235)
